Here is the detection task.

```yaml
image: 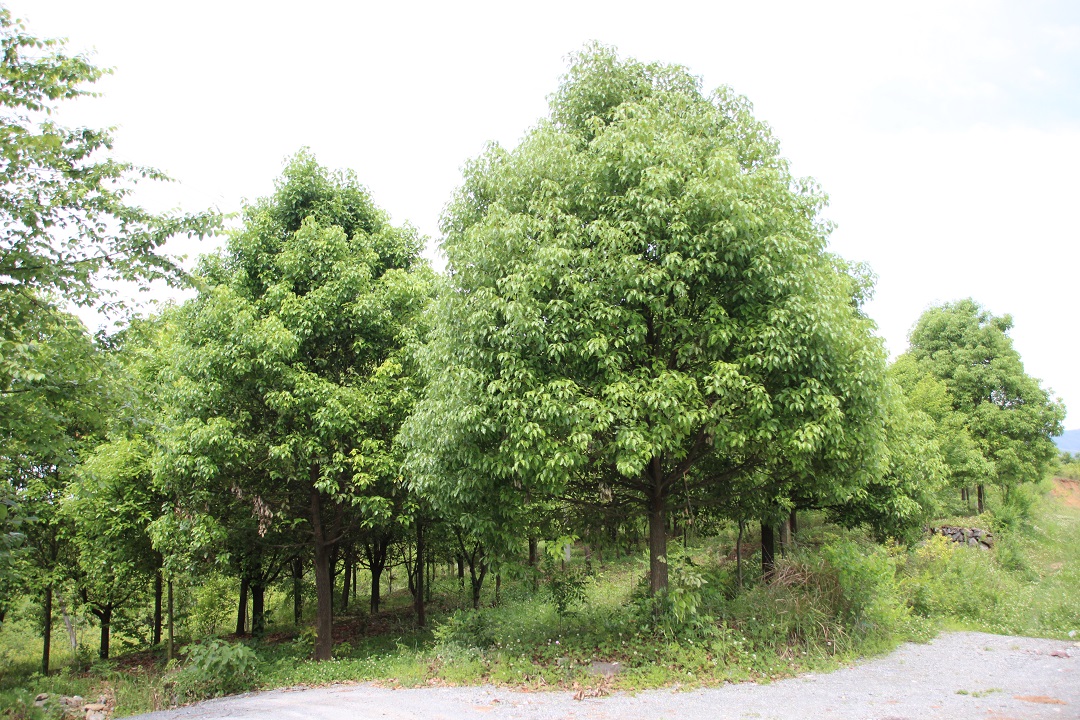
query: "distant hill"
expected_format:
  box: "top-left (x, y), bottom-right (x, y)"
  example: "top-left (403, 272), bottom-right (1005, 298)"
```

top-left (1055, 429), bottom-right (1080, 453)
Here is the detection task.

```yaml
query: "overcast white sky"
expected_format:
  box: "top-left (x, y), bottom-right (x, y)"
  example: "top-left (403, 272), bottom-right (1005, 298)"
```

top-left (9, 0), bottom-right (1080, 425)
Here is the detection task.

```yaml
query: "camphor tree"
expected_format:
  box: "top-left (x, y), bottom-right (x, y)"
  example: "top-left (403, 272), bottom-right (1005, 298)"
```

top-left (0, 6), bottom-right (216, 652)
top-left (1, 303), bottom-right (106, 673)
top-left (160, 152), bottom-right (432, 660)
top-left (903, 299), bottom-right (1064, 513)
top-left (404, 45), bottom-right (887, 595)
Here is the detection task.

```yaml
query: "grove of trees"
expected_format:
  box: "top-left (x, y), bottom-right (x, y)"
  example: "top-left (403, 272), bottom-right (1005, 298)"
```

top-left (0, 9), bottom-right (1065, 675)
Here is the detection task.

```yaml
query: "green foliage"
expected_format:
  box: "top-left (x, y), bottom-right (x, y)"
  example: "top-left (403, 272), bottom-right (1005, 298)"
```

top-left (901, 299), bottom-right (1064, 503)
top-left (832, 381), bottom-right (948, 542)
top-left (170, 638), bottom-right (259, 701)
top-left (0, 8), bottom-right (219, 311)
top-left (405, 43), bottom-right (887, 591)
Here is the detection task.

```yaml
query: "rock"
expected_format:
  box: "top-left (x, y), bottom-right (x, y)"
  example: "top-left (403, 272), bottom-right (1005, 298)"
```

top-left (35, 693), bottom-right (49, 702)
top-left (84, 702), bottom-right (108, 711)
top-left (968, 537), bottom-right (978, 546)
top-left (588, 661), bottom-right (623, 677)
top-left (86, 712), bottom-right (107, 720)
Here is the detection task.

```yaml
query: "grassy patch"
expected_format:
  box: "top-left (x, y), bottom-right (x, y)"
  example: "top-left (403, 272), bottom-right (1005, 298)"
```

top-left (3, 479), bottom-right (1078, 716)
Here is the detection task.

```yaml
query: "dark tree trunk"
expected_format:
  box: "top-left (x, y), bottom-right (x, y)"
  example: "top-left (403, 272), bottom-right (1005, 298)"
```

top-left (583, 544), bottom-right (593, 574)
top-left (470, 559), bottom-right (487, 609)
top-left (340, 548), bottom-right (352, 613)
top-left (456, 555), bottom-right (465, 588)
top-left (494, 572), bottom-right (501, 606)
top-left (415, 520), bottom-right (426, 627)
top-left (789, 509), bottom-right (798, 540)
top-left (647, 474), bottom-right (668, 596)
top-left (761, 522), bottom-right (776, 581)
top-left (370, 564), bottom-right (383, 613)
top-left (251, 583), bottom-right (265, 636)
top-left (167, 580), bottom-right (174, 661)
top-left (736, 519), bottom-right (744, 590)
top-left (42, 586), bottom-right (52, 675)
top-left (153, 570), bottom-right (163, 646)
top-left (528, 537), bottom-right (538, 567)
top-left (292, 556), bottom-right (304, 625)
top-left (236, 576), bottom-right (249, 636)
top-left (977, 484), bottom-right (986, 514)
top-left (426, 556), bottom-right (433, 603)
top-left (366, 534), bottom-right (390, 614)
top-left (310, 486), bottom-right (334, 661)
top-left (97, 605), bottom-right (112, 659)
top-left (778, 515), bottom-right (791, 557)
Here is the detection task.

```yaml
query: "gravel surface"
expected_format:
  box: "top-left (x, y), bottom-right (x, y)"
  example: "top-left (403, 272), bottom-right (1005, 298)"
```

top-left (130, 632), bottom-right (1078, 720)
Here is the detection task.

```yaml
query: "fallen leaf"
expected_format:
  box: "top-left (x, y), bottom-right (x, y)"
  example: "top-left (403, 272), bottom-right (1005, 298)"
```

top-left (1014, 695), bottom-right (1067, 705)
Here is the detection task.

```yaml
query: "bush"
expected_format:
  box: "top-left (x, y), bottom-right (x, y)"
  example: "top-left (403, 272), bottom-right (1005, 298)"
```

top-left (169, 638), bottom-right (259, 701)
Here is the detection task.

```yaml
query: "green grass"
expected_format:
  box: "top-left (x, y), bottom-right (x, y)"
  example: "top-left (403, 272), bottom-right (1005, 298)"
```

top-left (3, 478), bottom-right (1078, 717)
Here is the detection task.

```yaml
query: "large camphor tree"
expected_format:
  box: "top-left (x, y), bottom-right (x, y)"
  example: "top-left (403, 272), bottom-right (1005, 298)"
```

top-left (405, 46), bottom-right (886, 594)
top-left (160, 153), bottom-right (432, 660)
top-left (902, 298), bottom-right (1063, 512)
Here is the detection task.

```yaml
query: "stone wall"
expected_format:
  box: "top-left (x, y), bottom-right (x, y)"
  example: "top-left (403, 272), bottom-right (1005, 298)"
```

top-left (927, 525), bottom-right (994, 549)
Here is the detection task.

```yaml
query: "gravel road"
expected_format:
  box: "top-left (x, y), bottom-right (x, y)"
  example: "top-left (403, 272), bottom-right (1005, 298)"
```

top-left (130, 632), bottom-right (1078, 720)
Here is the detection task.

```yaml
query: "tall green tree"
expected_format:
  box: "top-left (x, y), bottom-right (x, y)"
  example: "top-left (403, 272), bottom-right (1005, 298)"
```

top-left (831, 379), bottom-right (949, 542)
top-left (1, 304), bottom-right (106, 673)
top-left (903, 299), bottom-right (1063, 512)
top-left (404, 46), bottom-right (886, 595)
top-left (160, 153), bottom-right (432, 660)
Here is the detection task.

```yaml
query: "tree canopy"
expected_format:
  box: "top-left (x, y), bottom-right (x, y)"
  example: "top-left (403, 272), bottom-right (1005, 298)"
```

top-left (404, 45), bottom-right (887, 594)
top-left (900, 298), bottom-right (1063, 507)
top-left (159, 152), bottom-right (433, 659)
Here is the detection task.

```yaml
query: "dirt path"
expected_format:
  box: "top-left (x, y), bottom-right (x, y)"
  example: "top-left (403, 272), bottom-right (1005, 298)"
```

top-left (130, 632), bottom-right (1077, 720)
top-left (1052, 477), bottom-right (1080, 509)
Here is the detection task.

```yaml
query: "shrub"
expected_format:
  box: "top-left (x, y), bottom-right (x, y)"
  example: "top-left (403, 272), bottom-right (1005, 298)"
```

top-left (169, 638), bottom-right (259, 701)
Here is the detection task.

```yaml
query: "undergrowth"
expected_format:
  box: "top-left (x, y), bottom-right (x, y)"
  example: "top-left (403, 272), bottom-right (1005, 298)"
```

top-left (2, 478), bottom-right (1078, 717)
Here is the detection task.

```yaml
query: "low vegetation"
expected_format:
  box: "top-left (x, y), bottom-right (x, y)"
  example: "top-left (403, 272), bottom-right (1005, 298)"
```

top-left (2, 476), bottom-right (1077, 717)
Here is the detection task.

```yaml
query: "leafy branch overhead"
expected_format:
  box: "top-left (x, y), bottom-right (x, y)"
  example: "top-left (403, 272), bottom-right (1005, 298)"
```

top-left (0, 7), bottom-right (220, 313)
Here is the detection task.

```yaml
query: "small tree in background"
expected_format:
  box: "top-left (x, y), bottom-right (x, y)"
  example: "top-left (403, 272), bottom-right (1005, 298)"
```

top-left (902, 299), bottom-right (1063, 513)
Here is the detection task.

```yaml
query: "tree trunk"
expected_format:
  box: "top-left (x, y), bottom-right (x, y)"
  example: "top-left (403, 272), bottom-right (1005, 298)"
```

top-left (528, 537), bottom-right (538, 567)
top-left (167, 580), bottom-right (174, 662)
top-left (789, 509), bottom-right (798, 540)
top-left (251, 583), bottom-right (265, 636)
top-left (57, 591), bottom-right (77, 653)
top-left (736, 519), bottom-right (744, 590)
top-left (97, 605), bottom-right (112, 659)
top-left (494, 572), bottom-right (501, 606)
top-left (292, 556), bottom-right (304, 625)
top-left (456, 555), bottom-right (464, 588)
top-left (470, 557), bottom-right (487, 609)
top-left (366, 535), bottom-right (390, 614)
top-left (426, 556), bottom-right (433, 603)
top-left (236, 576), bottom-right (249, 636)
top-left (340, 548), bottom-right (352, 613)
top-left (977, 484), bottom-right (986, 514)
top-left (310, 486), bottom-right (334, 661)
top-left (647, 483), bottom-right (668, 596)
top-left (415, 520), bottom-right (426, 627)
top-left (41, 586), bottom-right (52, 675)
top-left (761, 522), bottom-right (776, 581)
top-left (778, 515), bottom-right (790, 557)
top-left (153, 571), bottom-right (163, 646)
